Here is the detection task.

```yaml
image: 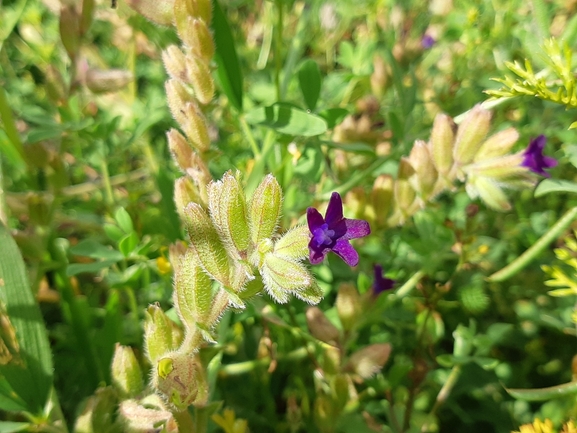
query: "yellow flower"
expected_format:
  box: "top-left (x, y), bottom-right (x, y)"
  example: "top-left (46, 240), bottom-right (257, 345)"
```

top-left (512, 419), bottom-right (554, 433)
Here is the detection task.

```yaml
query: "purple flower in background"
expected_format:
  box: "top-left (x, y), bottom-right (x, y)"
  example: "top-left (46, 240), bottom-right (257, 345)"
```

top-left (372, 264), bottom-right (395, 296)
top-left (521, 135), bottom-right (557, 177)
top-left (421, 34), bottom-right (435, 49)
top-left (307, 192), bottom-right (371, 267)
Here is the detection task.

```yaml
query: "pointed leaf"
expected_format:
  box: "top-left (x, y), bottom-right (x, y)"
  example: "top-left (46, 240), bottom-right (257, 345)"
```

top-left (245, 103), bottom-right (327, 137)
top-left (506, 381), bottom-right (577, 401)
top-left (298, 59), bottom-right (321, 111)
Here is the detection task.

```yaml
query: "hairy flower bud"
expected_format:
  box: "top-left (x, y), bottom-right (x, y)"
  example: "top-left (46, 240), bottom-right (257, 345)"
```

top-left (273, 225), bottom-right (309, 260)
top-left (208, 172), bottom-right (251, 257)
top-left (174, 0), bottom-right (212, 26)
top-left (174, 177), bottom-right (201, 219)
top-left (84, 68), bottom-right (133, 93)
top-left (371, 174), bottom-right (394, 227)
top-left (430, 113), bottom-right (455, 175)
top-left (249, 174), bottom-right (282, 245)
top-left (186, 55), bottom-right (215, 105)
top-left (166, 79), bottom-right (194, 126)
top-left (453, 105), bottom-right (492, 166)
top-left (182, 101), bottom-right (211, 152)
top-left (345, 343), bottom-right (392, 379)
top-left (111, 344), bottom-right (144, 398)
top-left (394, 158), bottom-right (417, 215)
top-left (474, 127), bottom-right (519, 162)
top-left (144, 304), bottom-right (175, 364)
top-left (118, 399), bottom-right (175, 433)
top-left (465, 175), bottom-right (511, 211)
top-left (168, 129), bottom-right (193, 172)
top-left (408, 140), bottom-right (438, 199)
top-left (178, 17), bottom-right (215, 60)
top-left (126, 0), bottom-right (174, 26)
top-left (59, 4), bottom-right (80, 59)
top-left (261, 252), bottom-right (313, 303)
top-left (162, 45), bottom-right (188, 83)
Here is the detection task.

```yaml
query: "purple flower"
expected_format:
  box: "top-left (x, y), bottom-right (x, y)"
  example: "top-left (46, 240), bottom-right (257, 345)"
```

top-left (421, 34), bottom-right (435, 49)
top-left (307, 192), bottom-right (370, 266)
top-left (372, 264), bottom-right (395, 296)
top-left (521, 135), bottom-right (557, 177)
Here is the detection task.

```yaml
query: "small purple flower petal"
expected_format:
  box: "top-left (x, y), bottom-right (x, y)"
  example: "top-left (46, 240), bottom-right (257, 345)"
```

top-left (521, 135), bottom-right (558, 177)
top-left (332, 239), bottom-right (360, 267)
top-left (372, 264), bottom-right (395, 296)
top-left (421, 34), bottom-right (435, 49)
top-left (306, 192), bottom-right (371, 266)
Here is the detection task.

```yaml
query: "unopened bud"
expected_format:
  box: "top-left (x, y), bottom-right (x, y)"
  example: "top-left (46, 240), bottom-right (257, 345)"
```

top-left (119, 400), bottom-right (174, 433)
top-left (262, 253), bottom-right (313, 303)
top-left (174, 0), bottom-right (212, 27)
top-left (168, 128), bottom-right (193, 172)
top-left (465, 154), bottom-right (526, 181)
top-left (306, 307), bottom-right (339, 344)
top-left (45, 65), bottom-right (67, 103)
top-left (178, 17), bottom-right (215, 61)
top-left (249, 175), bottom-right (282, 245)
top-left (166, 79), bottom-right (194, 126)
top-left (453, 105), bottom-right (492, 165)
top-left (183, 203), bottom-right (231, 287)
top-left (336, 283), bottom-right (361, 332)
top-left (162, 45), bottom-right (188, 83)
top-left (186, 55), bottom-right (214, 105)
top-left (59, 5), bottom-right (80, 59)
top-left (430, 113), bottom-right (455, 175)
top-left (174, 177), bottom-right (200, 219)
top-left (85, 68), bottom-right (132, 93)
top-left (408, 140), bottom-right (438, 199)
top-left (371, 174), bottom-right (394, 227)
top-left (274, 225), bottom-right (309, 260)
top-left (465, 175), bottom-right (511, 211)
top-left (111, 344), bottom-right (144, 398)
top-left (144, 303), bottom-right (174, 364)
top-left (125, 0), bottom-right (174, 26)
top-left (345, 343), bottom-right (392, 379)
top-left (208, 172), bottom-right (251, 257)
top-left (182, 101), bottom-right (211, 152)
top-left (394, 158), bottom-right (417, 214)
top-left (474, 127), bottom-right (519, 162)
top-left (344, 188), bottom-right (366, 220)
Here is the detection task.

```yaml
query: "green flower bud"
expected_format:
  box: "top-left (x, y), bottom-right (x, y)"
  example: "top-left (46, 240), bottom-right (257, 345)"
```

top-left (474, 127), bottom-right (519, 162)
top-left (168, 128), bottom-right (193, 173)
top-left (182, 101), bottom-right (211, 152)
top-left (144, 303), bottom-right (175, 364)
top-left (119, 399), bottom-right (174, 432)
top-left (111, 344), bottom-right (144, 398)
top-left (174, 0), bottom-right (212, 27)
top-left (453, 105), bottom-right (492, 166)
top-left (186, 55), bottom-right (214, 105)
top-left (75, 387), bottom-right (119, 433)
top-left (165, 79), bottom-right (194, 126)
top-left (183, 203), bottom-right (231, 287)
top-left (261, 252), bottom-right (313, 303)
top-left (336, 283), bottom-right (361, 332)
top-left (126, 0), bottom-right (174, 26)
top-left (371, 174), bottom-right (394, 227)
top-left (273, 225), bottom-right (309, 260)
top-left (430, 113), bottom-right (455, 175)
top-left (173, 249), bottom-right (213, 331)
top-left (178, 17), bottom-right (215, 61)
top-left (408, 140), bottom-right (438, 200)
top-left (162, 45), bottom-right (188, 83)
top-left (465, 175), bottom-right (511, 211)
top-left (59, 5), bottom-right (80, 59)
top-left (249, 175), bottom-right (282, 245)
top-left (174, 177), bottom-right (201, 220)
top-left (293, 281), bottom-right (323, 305)
top-left (305, 306), bottom-right (340, 344)
top-left (345, 343), bottom-right (392, 379)
top-left (84, 68), bottom-right (132, 94)
top-left (394, 157), bottom-right (418, 215)
top-left (208, 171), bottom-right (251, 257)
top-left (465, 154), bottom-right (526, 181)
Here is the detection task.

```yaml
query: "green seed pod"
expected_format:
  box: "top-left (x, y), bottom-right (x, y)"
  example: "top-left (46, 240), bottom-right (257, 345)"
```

top-left (249, 175), bottom-right (282, 245)
top-left (430, 113), bottom-right (455, 175)
top-left (186, 55), bottom-right (214, 105)
top-left (274, 225), bottom-right (309, 260)
top-left (336, 283), bottom-right (361, 332)
top-left (474, 127), bottom-right (519, 162)
top-left (162, 45), bottom-right (188, 83)
top-left (453, 105), bottom-right (492, 166)
top-left (208, 171), bottom-right (251, 257)
top-left (144, 303), bottom-right (175, 364)
top-left (182, 101), bottom-right (210, 152)
top-left (183, 203), bottom-right (231, 287)
top-left (111, 344), bottom-right (144, 398)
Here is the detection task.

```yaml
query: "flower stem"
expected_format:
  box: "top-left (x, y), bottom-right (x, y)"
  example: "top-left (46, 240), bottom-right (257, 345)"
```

top-left (487, 205), bottom-right (577, 282)
top-left (391, 270), bottom-right (426, 299)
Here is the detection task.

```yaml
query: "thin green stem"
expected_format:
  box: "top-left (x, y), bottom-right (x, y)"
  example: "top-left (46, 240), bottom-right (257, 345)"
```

top-left (390, 270), bottom-right (426, 300)
top-left (239, 116), bottom-right (260, 157)
top-left (426, 364), bottom-right (462, 427)
top-left (0, 155), bottom-right (7, 225)
top-left (219, 346), bottom-right (309, 376)
top-left (487, 206), bottom-right (577, 282)
top-left (99, 158), bottom-right (114, 207)
top-left (274, 0), bottom-right (283, 101)
top-left (0, 86), bottom-right (26, 165)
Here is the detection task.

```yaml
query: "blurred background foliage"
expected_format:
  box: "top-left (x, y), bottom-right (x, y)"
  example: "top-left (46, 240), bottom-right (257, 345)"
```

top-left (2, 0), bottom-right (577, 431)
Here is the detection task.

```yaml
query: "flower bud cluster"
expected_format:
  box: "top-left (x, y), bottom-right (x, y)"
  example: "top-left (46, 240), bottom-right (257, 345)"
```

top-left (353, 105), bottom-right (539, 227)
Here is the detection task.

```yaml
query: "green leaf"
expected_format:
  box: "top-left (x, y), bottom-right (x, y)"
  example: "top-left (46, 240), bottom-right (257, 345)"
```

top-left (104, 223), bottom-right (124, 243)
top-left (506, 381), bottom-right (577, 401)
top-left (212, 0), bottom-right (243, 111)
top-left (568, 121), bottom-right (577, 130)
top-left (0, 377), bottom-right (28, 412)
top-left (118, 232), bottom-right (139, 257)
top-left (0, 422), bottom-right (31, 433)
top-left (298, 59), bottom-right (321, 111)
top-left (318, 108), bottom-right (348, 129)
top-left (66, 259), bottom-right (119, 276)
top-left (0, 224), bottom-right (53, 414)
top-left (534, 179), bottom-right (577, 197)
top-left (114, 207), bottom-right (133, 234)
top-left (245, 103), bottom-right (327, 136)
top-left (69, 240), bottom-right (123, 261)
